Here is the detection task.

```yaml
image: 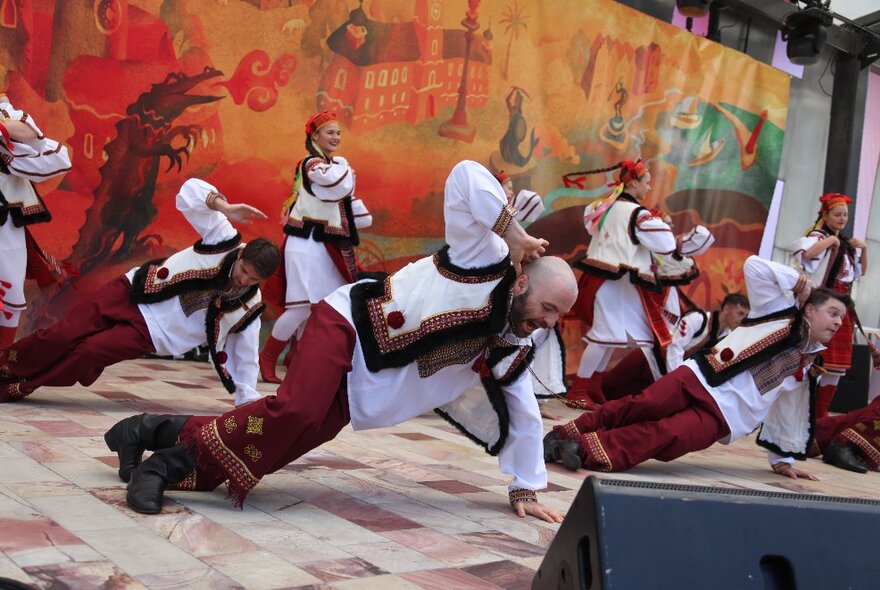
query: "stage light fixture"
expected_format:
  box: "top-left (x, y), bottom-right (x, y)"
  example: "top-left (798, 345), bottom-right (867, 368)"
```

top-left (782, 6), bottom-right (833, 66)
top-left (675, 0), bottom-right (710, 19)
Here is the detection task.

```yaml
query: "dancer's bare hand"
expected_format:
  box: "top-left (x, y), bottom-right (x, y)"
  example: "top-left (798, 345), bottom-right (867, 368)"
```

top-left (772, 463), bottom-right (820, 481)
top-left (504, 220), bottom-right (547, 274)
top-left (540, 408), bottom-right (562, 420)
top-left (796, 278), bottom-right (814, 308)
top-left (514, 501), bottom-right (565, 523)
top-left (222, 203), bottom-right (269, 224)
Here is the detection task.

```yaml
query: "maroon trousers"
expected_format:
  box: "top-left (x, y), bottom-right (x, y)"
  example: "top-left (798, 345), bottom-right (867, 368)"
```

top-left (601, 347), bottom-right (656, 401)
top-left (813, 396), bottom-right (880, 469)
top-left (178, 301), bottom-right (354, 504)
top-left (555, 366), bottom-right (729, 472)
top-left (1, 276), bottom-right (154, 398)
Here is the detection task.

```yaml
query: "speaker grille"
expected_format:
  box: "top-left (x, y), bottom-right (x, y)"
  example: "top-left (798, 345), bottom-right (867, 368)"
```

top-left (596, 477), bottom-right (880, 506)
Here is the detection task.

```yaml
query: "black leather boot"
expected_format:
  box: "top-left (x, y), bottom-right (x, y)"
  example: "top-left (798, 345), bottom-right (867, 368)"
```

top-left (543, 431), bottom-right (560, 462)
top-left (126, 443), bottom-right (196, 514)
top-left (543, 431), bottom-right (581, 472)
top-left (823, 441), bottom-right (868, 474)
top-left (104, 414), bottom-right (191, 482)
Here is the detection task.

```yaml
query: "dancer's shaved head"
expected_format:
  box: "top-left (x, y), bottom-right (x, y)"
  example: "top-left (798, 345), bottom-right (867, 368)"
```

top-left (523, 256), bottom-right (578, 300)
top-left (508, 256), bottom-right (577, 337)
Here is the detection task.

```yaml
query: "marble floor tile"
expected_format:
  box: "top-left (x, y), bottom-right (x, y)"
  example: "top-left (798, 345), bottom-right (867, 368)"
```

top-left (0, 516), bottom-right (84, 553)
top-left (75, 526), bottom-right (206, 576)
top-left (0, 456), bottom-right (67, 484)
top-left (134, 567), bottom-right (244, 590)
top-left (25, 492), bottom-right (136, 533)
top-left (201, 550), bottom-right (323, 589)
top-left (455, 530), bottom-right (546, 559)
top-left (338, 540), bottom-right (446, 574)
top-left (382, 528), bottom-right (498, 566)
top-left (399, 567), bottom-right (503, 590)
top-left (298, 556), bottom-right (388, 583)
top-left (23, 560), bottom-right (147, 589)
top-left (233, 521), bottom-right (350, 564)
top-left (462, 559), bottom-right (537, 590)
top-left (329, 574), bottom-right (424, 589)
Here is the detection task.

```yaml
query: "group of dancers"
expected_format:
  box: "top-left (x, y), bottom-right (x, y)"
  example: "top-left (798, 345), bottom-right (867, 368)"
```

top-left (1, 97), bottom-right (877, 521)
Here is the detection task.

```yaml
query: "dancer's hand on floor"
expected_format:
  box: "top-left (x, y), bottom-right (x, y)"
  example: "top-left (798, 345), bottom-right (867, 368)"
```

top-left (539, 408), bottom-right (562, 420)
top-left (514, 501), bottom-right (565, 523)
top-left (772, 463), bottom-right (820, 481)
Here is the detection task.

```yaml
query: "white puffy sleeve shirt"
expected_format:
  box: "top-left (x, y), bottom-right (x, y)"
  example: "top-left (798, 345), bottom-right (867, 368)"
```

top-left (303, 156), bottom-right (355, 202)
top-left (327, 160), bottom-right (547, 491)
top-left (125, 178), bottom-right (261, 406)
top-left (0, 96), bottom-right (71, 181)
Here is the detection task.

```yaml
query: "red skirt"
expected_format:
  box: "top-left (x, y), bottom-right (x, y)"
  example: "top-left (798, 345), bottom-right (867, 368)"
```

top-left (819, 282), bottom-right (854, 372)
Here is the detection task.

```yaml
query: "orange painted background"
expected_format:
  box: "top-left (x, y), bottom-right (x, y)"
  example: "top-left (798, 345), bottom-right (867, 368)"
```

top-left (0, 0), bottom-right (789, 337)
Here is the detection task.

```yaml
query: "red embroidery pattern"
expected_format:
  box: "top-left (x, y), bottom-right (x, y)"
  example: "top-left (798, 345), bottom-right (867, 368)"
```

top-left (841, 425), bottom-right (880, 470)
top-left (559, 420), bottom-right (580, 439)
top-left (416, 336), bottom-right (489, 378)
top-left (582, 432), bottom-right (612, 471)
top-left (792, 272), bottom-right (809, 295)
top-left (198, 420), bottom-right (260, 497)
top-left (366, 280), bottom-right (498, 356)
top-left (432, 255), bottom-right (508, 284)
top-left (749, 348), bottom-right (815, 395)
top-left (704, 324), bottom-right (792, 373)
top-left (141, 264), bottom-right (224, 294)
top-left (491, 343), bottom-right (532, 382)
top-left (491, 205), bottom-right (515, 237)
top-left (169, 470), bottom-right (198, 491)
top-left (2, 200), bottom-right (48, 217)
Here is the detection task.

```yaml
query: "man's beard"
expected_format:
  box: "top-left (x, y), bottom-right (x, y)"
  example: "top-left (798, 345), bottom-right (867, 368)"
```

top-left (508, 290), bottom-right (529, 336)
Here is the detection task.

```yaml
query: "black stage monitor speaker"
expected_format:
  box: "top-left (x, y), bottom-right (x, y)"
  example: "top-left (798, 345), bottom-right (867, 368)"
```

top-left (532, 477), bottom-right (880, 590)
top-left (831, 343), bottom-right (872, 413)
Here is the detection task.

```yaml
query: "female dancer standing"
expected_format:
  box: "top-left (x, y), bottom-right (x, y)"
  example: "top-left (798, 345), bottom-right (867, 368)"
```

top-left (259, 111), bottom-right (371, 383)
top-left (792, 192), bottom-right (868, 418)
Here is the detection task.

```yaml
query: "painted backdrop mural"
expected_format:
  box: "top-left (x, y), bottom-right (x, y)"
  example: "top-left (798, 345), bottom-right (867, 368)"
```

top-left (0, 0), bottom-right (788, 340)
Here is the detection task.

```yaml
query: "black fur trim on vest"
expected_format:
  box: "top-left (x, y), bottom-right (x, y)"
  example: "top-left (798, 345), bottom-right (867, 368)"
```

top-left (486, 343), bottom-right (535, 386)
top-left (621, 195), bottom-right (644, 246)
top-left (283, 199), bottom-right (359, 246)
top-left (130, 249), bottom-right (240, 305)
top-left (554, 324), bottom-right (568, 391)
top-left (694, 310), bottom-right (805, 387)
top-left (741, 305), bottom-right (799, 326)
top-left (194, 233), bottom-right (242, 254)
top-left (351, 251), bottom-right (515, 372)
top-left (755, 374), bottom-right (818, 459)
top-left (204, 284), bottom-right (262, 394)
top-left (435, 244), bottom-right (511, 279)
top-left (574, 259), bottom-right (662, 293)
top-left (433, 375), bottom-right (510, 456)
top-left (656, 263), bottom-right (700, 287)
top-left (0, 180), bottom-right (52, 227)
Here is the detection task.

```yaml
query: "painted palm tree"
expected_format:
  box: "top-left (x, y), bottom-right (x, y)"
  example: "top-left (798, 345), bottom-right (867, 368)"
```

top-left (500, 2), bottom-right (528, 80)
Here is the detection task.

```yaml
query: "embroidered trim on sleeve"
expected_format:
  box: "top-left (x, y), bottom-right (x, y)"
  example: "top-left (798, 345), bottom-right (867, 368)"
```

top-left (206, 190), bottom-right (227, 210)
top-left (491, 205), bottom-right (516, 237)
top-left (509, 488), bottom-right (538, 507)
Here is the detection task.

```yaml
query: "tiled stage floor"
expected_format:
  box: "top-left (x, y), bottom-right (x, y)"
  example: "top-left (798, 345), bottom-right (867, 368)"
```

top-left (1, 358), bottom-right (878, 589)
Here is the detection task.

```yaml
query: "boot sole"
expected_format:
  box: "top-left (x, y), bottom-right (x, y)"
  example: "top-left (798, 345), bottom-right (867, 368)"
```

top-left (126, 497), bottom-right (162, 515)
